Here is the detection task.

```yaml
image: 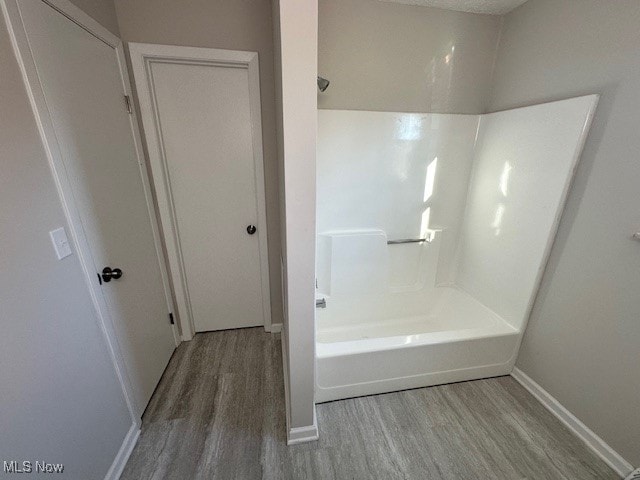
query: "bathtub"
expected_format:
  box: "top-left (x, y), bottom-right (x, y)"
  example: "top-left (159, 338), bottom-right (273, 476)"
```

top-left (315, 286), bottom-right (520, 403)
top-left (315, 97), bottom-right (597, 403)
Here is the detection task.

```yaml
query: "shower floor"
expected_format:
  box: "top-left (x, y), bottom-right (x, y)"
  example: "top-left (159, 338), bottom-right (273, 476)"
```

top-left (315, 286), bottom-right (520, 402)
top-left (317, 286), bottom-right (511, 344)
top-left (317, 315), bottom-right (462, 343)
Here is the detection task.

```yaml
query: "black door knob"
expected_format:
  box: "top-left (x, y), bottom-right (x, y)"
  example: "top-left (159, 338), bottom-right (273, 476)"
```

top-left (101, 267), bottom-right (123, 283)
top-left (246, 225), bottom-right (257, 235)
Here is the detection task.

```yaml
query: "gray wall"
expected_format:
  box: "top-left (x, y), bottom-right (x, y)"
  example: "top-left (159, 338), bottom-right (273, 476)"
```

top-left (489, 0), bottom-right (640, 467)
top-left (69, 0), bottom-right (119, 34)
top-left (114, 0), bottom-right (283, 327)
top-left (0, 1), bottom-right (132, 478)
top-left (318, 0), bottom-right (502, 113)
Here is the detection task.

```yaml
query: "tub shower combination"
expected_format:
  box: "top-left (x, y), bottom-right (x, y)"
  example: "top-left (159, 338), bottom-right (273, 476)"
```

top-left (315, 96), bottom-right (598, 402)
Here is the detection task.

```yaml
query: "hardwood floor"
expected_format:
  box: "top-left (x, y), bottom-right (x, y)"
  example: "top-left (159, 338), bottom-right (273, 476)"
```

top-left (121, 328), bottom-right (619, 479)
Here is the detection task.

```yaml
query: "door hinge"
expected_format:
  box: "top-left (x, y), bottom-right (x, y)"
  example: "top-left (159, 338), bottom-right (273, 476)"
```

top-left (124, 95), bottom-right (132, 114)
top-left (169, 313), bottom-right (174, 325)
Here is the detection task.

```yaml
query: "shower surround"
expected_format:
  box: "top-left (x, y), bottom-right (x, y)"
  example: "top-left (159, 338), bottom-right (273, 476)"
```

top-left (315, 96), bottom-right (598, 402)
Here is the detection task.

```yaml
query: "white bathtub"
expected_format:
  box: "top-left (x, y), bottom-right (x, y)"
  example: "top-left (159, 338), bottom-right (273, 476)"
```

top-left (315, 286), bottom-right (520, 403)
top-left (315, 97), bottom-right (597, 403)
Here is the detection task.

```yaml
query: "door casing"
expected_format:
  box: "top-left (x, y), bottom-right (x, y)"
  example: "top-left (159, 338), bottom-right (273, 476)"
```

top-left (128, 42), bottom-right (274, 339)
top-left (1, 0), bottom-right (180, 425)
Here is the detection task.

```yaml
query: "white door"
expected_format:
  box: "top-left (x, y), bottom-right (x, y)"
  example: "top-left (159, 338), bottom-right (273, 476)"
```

top-left (130, 44), bottom-right (271, 334)
top-left (16, 0), bottom-right (176, 417)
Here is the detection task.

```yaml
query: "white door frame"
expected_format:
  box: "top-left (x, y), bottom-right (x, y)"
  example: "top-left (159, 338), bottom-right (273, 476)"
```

top-left (128, 43), bottom-right (273, 340)
top-left (1, 0), bottom-right (181, 424)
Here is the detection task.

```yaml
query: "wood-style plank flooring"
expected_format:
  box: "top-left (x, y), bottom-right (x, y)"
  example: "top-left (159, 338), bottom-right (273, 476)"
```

top-left (121, 328), bottom-right (619, 479)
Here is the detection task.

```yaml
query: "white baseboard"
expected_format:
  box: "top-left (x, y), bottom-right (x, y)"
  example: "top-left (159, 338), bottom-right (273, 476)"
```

top-left (269, 323), bottom-right (283, 333)
top-left (287, 407), bottom-right (319, 445)
top-left (280, 327), bottom-right (319, 445)
top-left (104, 423), bottom-right (140, 480)
top-left (280, 327), bottom-right (291, 437)
top-left (511, 368), bottom-right (633, 478)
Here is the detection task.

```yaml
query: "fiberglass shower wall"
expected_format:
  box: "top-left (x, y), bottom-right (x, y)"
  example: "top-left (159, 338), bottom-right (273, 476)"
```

top-left (455, 97), bottom-right (598, 331)
top-left (316, 110), bottom-right (480, 297)
top-left (316, 96), bottom-right (598, 330)
top-left (315, 96), bottom-right (598, 402)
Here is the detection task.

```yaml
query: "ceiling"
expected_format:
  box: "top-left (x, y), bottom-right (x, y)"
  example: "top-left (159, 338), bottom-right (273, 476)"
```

top-left (378, 0), bottom-right (529, 15)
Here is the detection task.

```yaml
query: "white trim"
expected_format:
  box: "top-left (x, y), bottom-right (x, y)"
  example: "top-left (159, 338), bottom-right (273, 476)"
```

top-left (287, 408), bottom-right (319, 445)
top-left (40, 0), bottom-right (118, 47)
top-left (128, 42), bottom-right (273, 339)
top-left (1, 0), bottom-right (143, 425)
top-left (104, 423), bottom-right (140, 480)
top-left (268, 323), bottom-right (283, 333)
top-left (281, 326), bottom-right (292, 436)
top-left (281, 327), bottom-right (318, 445)
top-left (511, 368), bottom-right (634, 478)
top-left (115, 47), bottom-right (182, 349)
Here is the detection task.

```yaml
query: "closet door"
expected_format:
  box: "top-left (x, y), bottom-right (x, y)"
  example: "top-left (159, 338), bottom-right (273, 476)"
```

top-left (130, 44), bottom-right (272, 334)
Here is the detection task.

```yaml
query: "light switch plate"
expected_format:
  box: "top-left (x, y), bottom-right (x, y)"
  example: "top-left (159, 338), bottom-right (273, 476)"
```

top-left (49, 227), bottom-right (72, 260)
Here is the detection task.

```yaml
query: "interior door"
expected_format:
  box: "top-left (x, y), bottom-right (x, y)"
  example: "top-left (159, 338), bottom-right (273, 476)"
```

top-left (136, 55), bottom-right (267, 333)
top-left (18, 0), bottom-right (176, 417)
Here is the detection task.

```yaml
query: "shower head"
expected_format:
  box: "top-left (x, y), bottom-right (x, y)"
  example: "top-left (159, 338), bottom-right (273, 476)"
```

top-left (317, 76), bottom-right (330, 92)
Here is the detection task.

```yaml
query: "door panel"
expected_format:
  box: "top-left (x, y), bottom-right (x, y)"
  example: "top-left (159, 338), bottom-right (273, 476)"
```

top-left (147, 61), bottom-right (265, 332)
top-left (19, 0), bottom-right (175, 416)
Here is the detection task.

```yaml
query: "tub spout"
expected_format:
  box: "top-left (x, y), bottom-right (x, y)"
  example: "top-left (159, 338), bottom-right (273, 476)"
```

top-left (316, 298), bottom-right (327, 308)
